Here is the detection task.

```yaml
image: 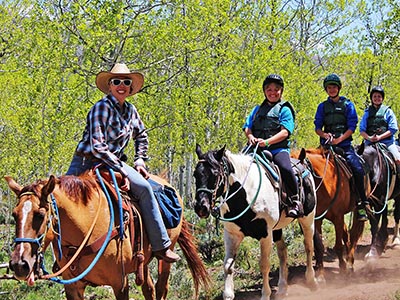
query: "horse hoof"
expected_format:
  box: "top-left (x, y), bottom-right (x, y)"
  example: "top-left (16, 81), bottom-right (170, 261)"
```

top-left (392, 237), bottom-right (400, 246)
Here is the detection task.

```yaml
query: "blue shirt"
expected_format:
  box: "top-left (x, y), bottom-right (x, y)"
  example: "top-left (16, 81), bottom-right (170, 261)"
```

top-left (243, 101), bottom-right (295, 154)
top-left (314, 96), bottom-right (358, 148)
top-left (75, 94), bottom-right (148, 176)
top-left (360, 105), bottom-right (398, 146)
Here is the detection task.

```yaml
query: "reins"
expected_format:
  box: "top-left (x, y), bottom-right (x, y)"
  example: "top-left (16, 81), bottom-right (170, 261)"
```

top-left (196, 145), bottom-right (264, 222)
top-left (45, 168), bottom-right (116, 284)
top-left (40, 190), bottom-right (103, 280)
top-left (312, 147), bottom-right (342, 220)
top-left (368, 143), bottom-right (391, 215)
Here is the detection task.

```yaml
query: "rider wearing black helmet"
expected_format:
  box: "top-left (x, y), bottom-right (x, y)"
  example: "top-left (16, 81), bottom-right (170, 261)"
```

top-left (360, 85), bottom-right (400, 177)
top-left (314, 73), bottom-right (370, 221)
top-left (243, 74), bottom-right (303, 218)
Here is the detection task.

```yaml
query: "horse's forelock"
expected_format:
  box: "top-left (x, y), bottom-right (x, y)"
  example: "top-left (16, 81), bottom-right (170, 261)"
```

top-left (18, 180), bottom-right (46, 201)
top-left (204, 151), bottom-right (221, 171)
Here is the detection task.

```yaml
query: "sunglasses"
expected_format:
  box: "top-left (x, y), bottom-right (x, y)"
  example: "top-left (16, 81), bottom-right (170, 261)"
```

top-left (110, 78), bottom-right (132, 86)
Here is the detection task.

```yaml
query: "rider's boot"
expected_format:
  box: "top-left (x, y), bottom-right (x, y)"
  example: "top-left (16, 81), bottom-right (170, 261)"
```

top-left (287, 194), bottom-right (304, 218)
top-left (153, 248), bottom-right (181, 263)
top-left (357, 202), bottom-right (368, 222)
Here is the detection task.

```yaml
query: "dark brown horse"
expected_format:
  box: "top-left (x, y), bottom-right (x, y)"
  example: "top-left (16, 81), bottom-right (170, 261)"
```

top-left (356, 143), bottom-right (400, 259)
top-left (5, 172), bottom-right (209, 300)
top-left (292, 147), bottom-right (366, 281)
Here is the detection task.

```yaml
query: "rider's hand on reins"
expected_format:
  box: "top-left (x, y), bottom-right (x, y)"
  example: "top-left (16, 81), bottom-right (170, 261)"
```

top-left (324, 133), bottom-right (334, 145)
top-left (369, 134), bottom-right (379, 143)
top-left (136, 165), bottom-right (150, 179)
top-left (121, 177), bottom-right (130, 191)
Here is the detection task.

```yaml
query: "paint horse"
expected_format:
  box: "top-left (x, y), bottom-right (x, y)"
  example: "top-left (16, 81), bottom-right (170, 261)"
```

top-left (194, 144), bottom-right (317, 300)
top-left (292, 147), bottom-right (366, 280)
top-left (357, 142), bottom-right (400, 259)
top-left (5, 171), bottom-right (209, 300)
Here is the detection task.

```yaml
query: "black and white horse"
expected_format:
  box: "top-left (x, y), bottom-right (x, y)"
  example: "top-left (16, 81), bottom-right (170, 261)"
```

top-left (357, 143), bottom-right (400, 259)
top-left (193, 144), bottom-right (317, 300)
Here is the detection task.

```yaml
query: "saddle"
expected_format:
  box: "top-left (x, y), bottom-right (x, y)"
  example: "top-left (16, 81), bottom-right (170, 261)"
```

top-left (257, 150), bottom-right (311, 211)
top-left (375, 144), bottom-right (396, 175)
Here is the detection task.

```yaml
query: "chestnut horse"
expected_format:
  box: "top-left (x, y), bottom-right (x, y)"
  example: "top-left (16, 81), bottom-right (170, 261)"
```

top-left (194, 145), bottom-right (317, 300)
top-left (292, 147), bottom-right (366, 280)
top-left (356, 143), bottom-right (400, 259)
top-left (5, 172), bottom-right (209, 300)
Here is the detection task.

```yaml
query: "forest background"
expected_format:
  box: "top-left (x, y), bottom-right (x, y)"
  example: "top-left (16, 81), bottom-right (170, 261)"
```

top-left (1, 0), bottom-right (400, 201)
top-left (1, 0), bottom-right (400, 299)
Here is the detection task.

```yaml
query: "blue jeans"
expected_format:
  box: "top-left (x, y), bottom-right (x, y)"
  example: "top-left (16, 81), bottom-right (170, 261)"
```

top-left (66, 155), bottom-right (171, 251)
top-left (341, 146), bottom-right (368, 205)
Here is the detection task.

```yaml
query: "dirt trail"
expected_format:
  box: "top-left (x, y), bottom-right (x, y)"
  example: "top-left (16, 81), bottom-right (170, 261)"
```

top-left (229, 228), bottom-right (400, 300)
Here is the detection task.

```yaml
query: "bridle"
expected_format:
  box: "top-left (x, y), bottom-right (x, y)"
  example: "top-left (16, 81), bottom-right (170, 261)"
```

top-left (195, 156), bottom-right (231, 216)
top-left (195, 147), bottom-right (263, 221)
top-left (13, 191), bottom-right (56, 280)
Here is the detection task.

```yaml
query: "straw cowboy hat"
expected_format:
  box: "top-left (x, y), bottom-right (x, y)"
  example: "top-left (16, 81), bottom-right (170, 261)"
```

top-left (95, 63), bottom-right (144, 96)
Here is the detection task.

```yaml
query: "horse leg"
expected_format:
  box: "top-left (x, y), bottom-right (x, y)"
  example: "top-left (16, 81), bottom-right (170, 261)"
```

top-left (348, 213), bottom-right (365, 269)
top-left (223, 229), bottom-right (243, 300)
top-left (376, 208), bottom-right (389, 255)
top-left (273, 230), bottom-right (288, 299)
top-left (366, 212), bottom-right (380, 260)
top-left (259, 233), bottom-right (273, 300)
top-left (298, 216), bottom-right (318, 291)
top-left (112, 276), bottom-right (130, 300)
top-left (141, 264), bottom-right (156, 300)
top-left (313, 220), bottom-right (325, 284)
top-left (332, 216), bottom-right (347, 272)
top-left (155, 260), bottom-right (172, 300)
top-left (392, 196), bottom-right (400, 245)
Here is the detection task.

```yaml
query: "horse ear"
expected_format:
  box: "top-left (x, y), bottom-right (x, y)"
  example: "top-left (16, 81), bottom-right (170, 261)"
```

top-left (216, 145), bottom-right (226, 161)
top-left (42, 175), bottom-right (56, 199)
top-left (299, 148), bottom-right (306, 162)
top-left (4, 176), bottom-right (22, 195)
top-left (195, 143), bottom-right (203, 158)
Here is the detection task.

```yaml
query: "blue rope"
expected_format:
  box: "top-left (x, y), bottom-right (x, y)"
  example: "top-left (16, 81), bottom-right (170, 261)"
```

top-left (50, 194), bottom-right (63, 260)
top-left (109, 168), bottom-right (125, 239)
top-left (44, 168), bottom-right (115, 284)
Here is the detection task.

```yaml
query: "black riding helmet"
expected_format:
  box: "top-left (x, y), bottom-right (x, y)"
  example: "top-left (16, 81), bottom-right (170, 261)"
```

top-left (262, 74), bottom-right (284, 90)
top-left (323, 73), bottom-right (342, 90)
top-left (370, 85), bottom-right (385, 100)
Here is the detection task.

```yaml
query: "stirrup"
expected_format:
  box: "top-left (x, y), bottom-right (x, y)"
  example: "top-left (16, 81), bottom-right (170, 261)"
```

top-left (287, 199), bottom-right (304, 218)
top-left (357, 208), bottom-right (368, 221)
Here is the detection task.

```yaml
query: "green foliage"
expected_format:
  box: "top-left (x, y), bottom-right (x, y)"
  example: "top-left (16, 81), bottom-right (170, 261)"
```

top-left (1, 0), bottom-right (400, 298)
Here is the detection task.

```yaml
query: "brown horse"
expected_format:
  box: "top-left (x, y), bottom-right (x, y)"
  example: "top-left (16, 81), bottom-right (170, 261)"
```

top-left (5, 172), bottom-right (209, 300)
top-left (292, 147), bottom-right (366, 281)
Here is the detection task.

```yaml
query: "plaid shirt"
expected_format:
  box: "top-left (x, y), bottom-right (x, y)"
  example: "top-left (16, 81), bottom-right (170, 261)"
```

top-left (75, 94), bottom-right (148, 176)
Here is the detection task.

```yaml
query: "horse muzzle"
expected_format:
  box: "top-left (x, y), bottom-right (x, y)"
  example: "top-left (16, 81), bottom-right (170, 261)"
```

top-left (194, 195), bottom-right (211, 218)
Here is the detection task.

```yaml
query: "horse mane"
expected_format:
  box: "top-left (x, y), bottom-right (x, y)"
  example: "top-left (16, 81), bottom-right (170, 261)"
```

top-left (224, 150), bottom-right (252, 175)
top-left (58, 172), bottom-right (99, 204)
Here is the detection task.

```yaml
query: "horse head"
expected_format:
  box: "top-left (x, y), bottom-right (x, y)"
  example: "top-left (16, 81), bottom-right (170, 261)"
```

top-left (193, 144), bottom-right (228, 218)
top-left (4, 175), bottom-right (56, 285)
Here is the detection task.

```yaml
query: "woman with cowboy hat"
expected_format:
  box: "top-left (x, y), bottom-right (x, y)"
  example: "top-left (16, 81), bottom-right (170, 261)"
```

top-left (66, 63), bottom-right (180, 263)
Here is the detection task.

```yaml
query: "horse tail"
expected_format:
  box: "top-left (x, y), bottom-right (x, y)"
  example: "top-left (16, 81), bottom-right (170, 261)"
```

top-left (178, 218), bottom-right (211, 298)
